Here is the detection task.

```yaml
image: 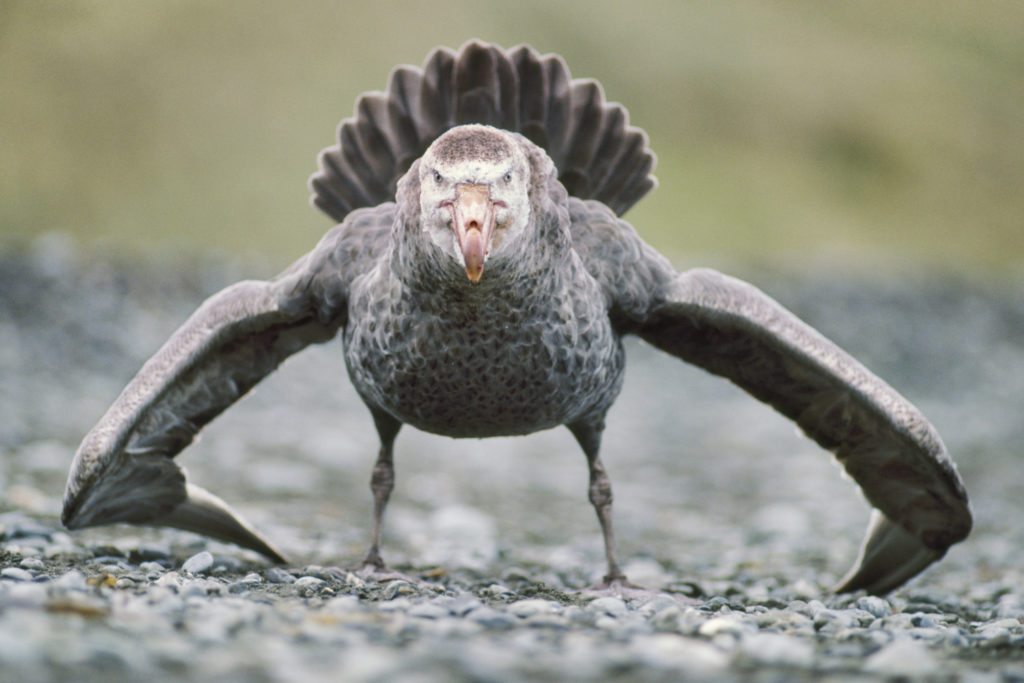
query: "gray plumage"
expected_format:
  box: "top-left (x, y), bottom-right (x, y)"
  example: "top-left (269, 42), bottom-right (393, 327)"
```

top-left (62, 41), bottom-right (971, 594)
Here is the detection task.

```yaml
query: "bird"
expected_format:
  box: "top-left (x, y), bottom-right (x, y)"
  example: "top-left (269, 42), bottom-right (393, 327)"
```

top-left (61, 41), bottom-right (971, 595)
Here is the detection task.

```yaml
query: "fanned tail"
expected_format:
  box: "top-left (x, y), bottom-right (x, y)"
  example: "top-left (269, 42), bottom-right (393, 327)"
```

top-left (310, 41), bottom-right (657, 223)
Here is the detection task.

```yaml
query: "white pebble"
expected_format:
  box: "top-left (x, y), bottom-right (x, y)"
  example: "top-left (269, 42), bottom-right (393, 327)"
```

top-left (630, 633), bottom-right (729, 672)
top-left (3, 581), bottom-right (48, 607)
top-left (586, 596), bottom-right (628, 617)
top-left (294, 576), bottom-right (329, 597)
top-left (52, 569), bottom-right (87, 591)
top-left (19, 558), bottom-right (45, 571)
top-left (1, 567), bottom-right (34, 582)
top-left (856, 595), bottom-right (892, 619)
top-left (139, 562), bottom-right (166, 576)
top-left (863, 638), bottom-right (940, 677)
top-left (698, 615), bottom-right (748, 638)
top-left (740, 632), bottom-right (815, 668)
top-left (510, 598), bottom-right (560, 618)
top-left (181, 551), bottom-right (214, 575)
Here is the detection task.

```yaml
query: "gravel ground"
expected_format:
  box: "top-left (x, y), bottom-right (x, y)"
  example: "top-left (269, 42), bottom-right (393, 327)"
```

top-left (2, 234), bottom-right (1023, 681)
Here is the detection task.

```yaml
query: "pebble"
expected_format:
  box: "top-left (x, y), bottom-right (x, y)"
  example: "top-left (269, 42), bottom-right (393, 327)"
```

top-left (739, 632), bottom-right (815, 668)
top-left (294, 576), bottom-right (329, 597)
top-left (1, 567), bottom-right (35, 582)
top-left (181, 551), bottom-right (214, 575)
top-left (19, 557), bottom-right (46, 571)
top-left (510, 599), bottom-right (559, 618)
top-left (698, 614), bottom-right (748, 638)
top-left (856, 595), bottom-right (892, 619)
top-left (382, 580), bottom-right (418, 600)
top-left (51, 569), bottom-right (88, 591)
top-left (630, 634), bottom-right (729, 672)
top-left (264, 567), bottom-right (296, 584)
top-left (586, 596), bottom-right (628, 617)
top-left (409, 602), bottom-right (449, 619)
top-left (467, 606), bottom-right (517, 630)
top-left (863, 638), bottom-right (941, 677)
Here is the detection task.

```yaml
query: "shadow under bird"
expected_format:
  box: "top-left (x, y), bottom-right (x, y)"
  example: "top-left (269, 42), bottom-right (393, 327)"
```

top-left (62, 41), bottom-right (971, 595)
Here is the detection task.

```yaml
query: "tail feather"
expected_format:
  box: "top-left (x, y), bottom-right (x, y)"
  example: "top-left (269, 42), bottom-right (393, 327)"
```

top-left (416, 47), bottom-right (457, 137)
top-left (587, 105), bottom-right (628, 193)
top-left (310, 40), bottom-right (657, 223)
top-left (454, 41), bottom-right (518, 129)
top-left (354, 96), bottom-right (399, 191)
top-left (384, 67), bottom-right (426, 169)
top-left (559, 81), bottom-right (604, 197)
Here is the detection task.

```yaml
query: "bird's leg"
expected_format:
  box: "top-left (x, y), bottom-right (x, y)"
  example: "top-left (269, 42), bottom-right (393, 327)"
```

top-left (362, 442), bottom-right (394, 569)
top-left (569, 421), bottom-right (638, 590)
top-left (358, 409), bottom-right (402, 573)
top-left (587, 454), bottom-right (627, 585)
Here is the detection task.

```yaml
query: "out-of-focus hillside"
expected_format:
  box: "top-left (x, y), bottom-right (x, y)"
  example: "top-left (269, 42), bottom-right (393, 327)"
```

top-left (2, 1), bottom-right (1022, 272)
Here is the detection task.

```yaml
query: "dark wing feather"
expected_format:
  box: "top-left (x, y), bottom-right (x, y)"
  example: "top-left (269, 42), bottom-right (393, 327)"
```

top-left (634, 267), bottom-right (971, 593)
top-left (62, 207), bottom-right (394, 560)
top-left (310, 41), bottom-right (656, 223)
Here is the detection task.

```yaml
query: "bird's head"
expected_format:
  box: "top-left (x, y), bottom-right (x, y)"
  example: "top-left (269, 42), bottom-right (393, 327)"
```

top-left (416, 125), bottom-right (534, 283)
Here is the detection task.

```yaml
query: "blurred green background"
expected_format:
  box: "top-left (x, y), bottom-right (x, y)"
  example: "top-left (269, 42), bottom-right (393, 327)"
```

top-left (2, 0), bottom-right (1022, 273)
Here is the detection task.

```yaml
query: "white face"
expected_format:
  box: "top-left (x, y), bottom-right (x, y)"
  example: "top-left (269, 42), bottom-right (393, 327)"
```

top-left (417, 126), bottom-right (532, 282)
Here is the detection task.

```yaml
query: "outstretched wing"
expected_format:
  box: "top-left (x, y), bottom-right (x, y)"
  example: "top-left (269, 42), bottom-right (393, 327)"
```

top-left (631, 267), bottom-right (971, 593)
top-left (62, 208), bottom-right (393, 561)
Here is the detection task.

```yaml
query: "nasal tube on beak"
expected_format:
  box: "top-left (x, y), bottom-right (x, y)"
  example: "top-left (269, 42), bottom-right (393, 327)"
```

top-left (450, 184), bottom-right (497, 282)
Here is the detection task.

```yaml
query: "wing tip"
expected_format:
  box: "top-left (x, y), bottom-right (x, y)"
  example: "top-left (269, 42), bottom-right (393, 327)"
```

top-left (832, 510), bottom-right (949, 595)
top-left (158, 483), bottom-right (290, 564)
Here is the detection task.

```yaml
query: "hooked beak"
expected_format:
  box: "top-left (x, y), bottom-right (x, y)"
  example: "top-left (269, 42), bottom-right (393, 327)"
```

top-left (449, 183), bottom-right (498, 282)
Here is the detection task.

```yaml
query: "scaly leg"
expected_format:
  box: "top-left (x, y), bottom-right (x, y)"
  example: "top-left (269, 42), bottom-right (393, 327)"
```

top-left (359, 409), bottom-right (402, 571)
top-left (569, 420), bottom-right (638, 590)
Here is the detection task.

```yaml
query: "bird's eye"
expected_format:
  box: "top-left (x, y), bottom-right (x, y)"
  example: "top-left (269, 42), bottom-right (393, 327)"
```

top-left (503, 171), bottom-right (513, 183)
top-left (433, 170), bottom-right (443, 184)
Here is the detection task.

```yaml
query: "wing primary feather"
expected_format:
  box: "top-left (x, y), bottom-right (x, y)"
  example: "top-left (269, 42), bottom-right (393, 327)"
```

top-left (628, 266), bottom-right (971, 592)
top-left (833, 510), bottom-right (942, 594)
top-left (158, 483), bottom-right (289, 563)
top-left (61, 228), bottom-right (366, 560)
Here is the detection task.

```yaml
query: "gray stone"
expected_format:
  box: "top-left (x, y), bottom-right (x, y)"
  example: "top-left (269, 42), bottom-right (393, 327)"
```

top-left (264, 567), bottom-right (295, 584)
top-left (382, 580), bottom-right (418, 600)
top-left (856, 595), bottom-right (892, 619)
top-left (467, 606), bottom-right (517, 630)
top-left (436, 593), bottom-right (481, 616)
top-left (294, 576), bottom-right (327, 597)
top-left (586, 596), bottom-right (628, 617)
top-left (409, 603), bottom-right (449, 619)
top-left (636, 594), bottom-right (681, 617)
top-left (863, 638), bottom-right (940, 677)
top-left (181, 551), bottom-right (214, 575)
top-left (179, 578), bottom-right (211, 598)
top-left (18, 557), bottom-right (45, 571)
top-left (651, 605), bottom-right (685, 632)
top-left (2, 582), bottom-right (49, 609)
top-left (1, 567), bottom-right (34, 582)
top-left (138, 561), bottom-right (167, 576)
top-left (630, 633), bottom-right (730, 672)
top-left (510, 598), bottom-right (560, 618)
top-left (51, 569), bottom-right (88, 591)
top-left (698, 614), bottom-right (748, 638)
top-left (739, 632), bottom-right (815, 668)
